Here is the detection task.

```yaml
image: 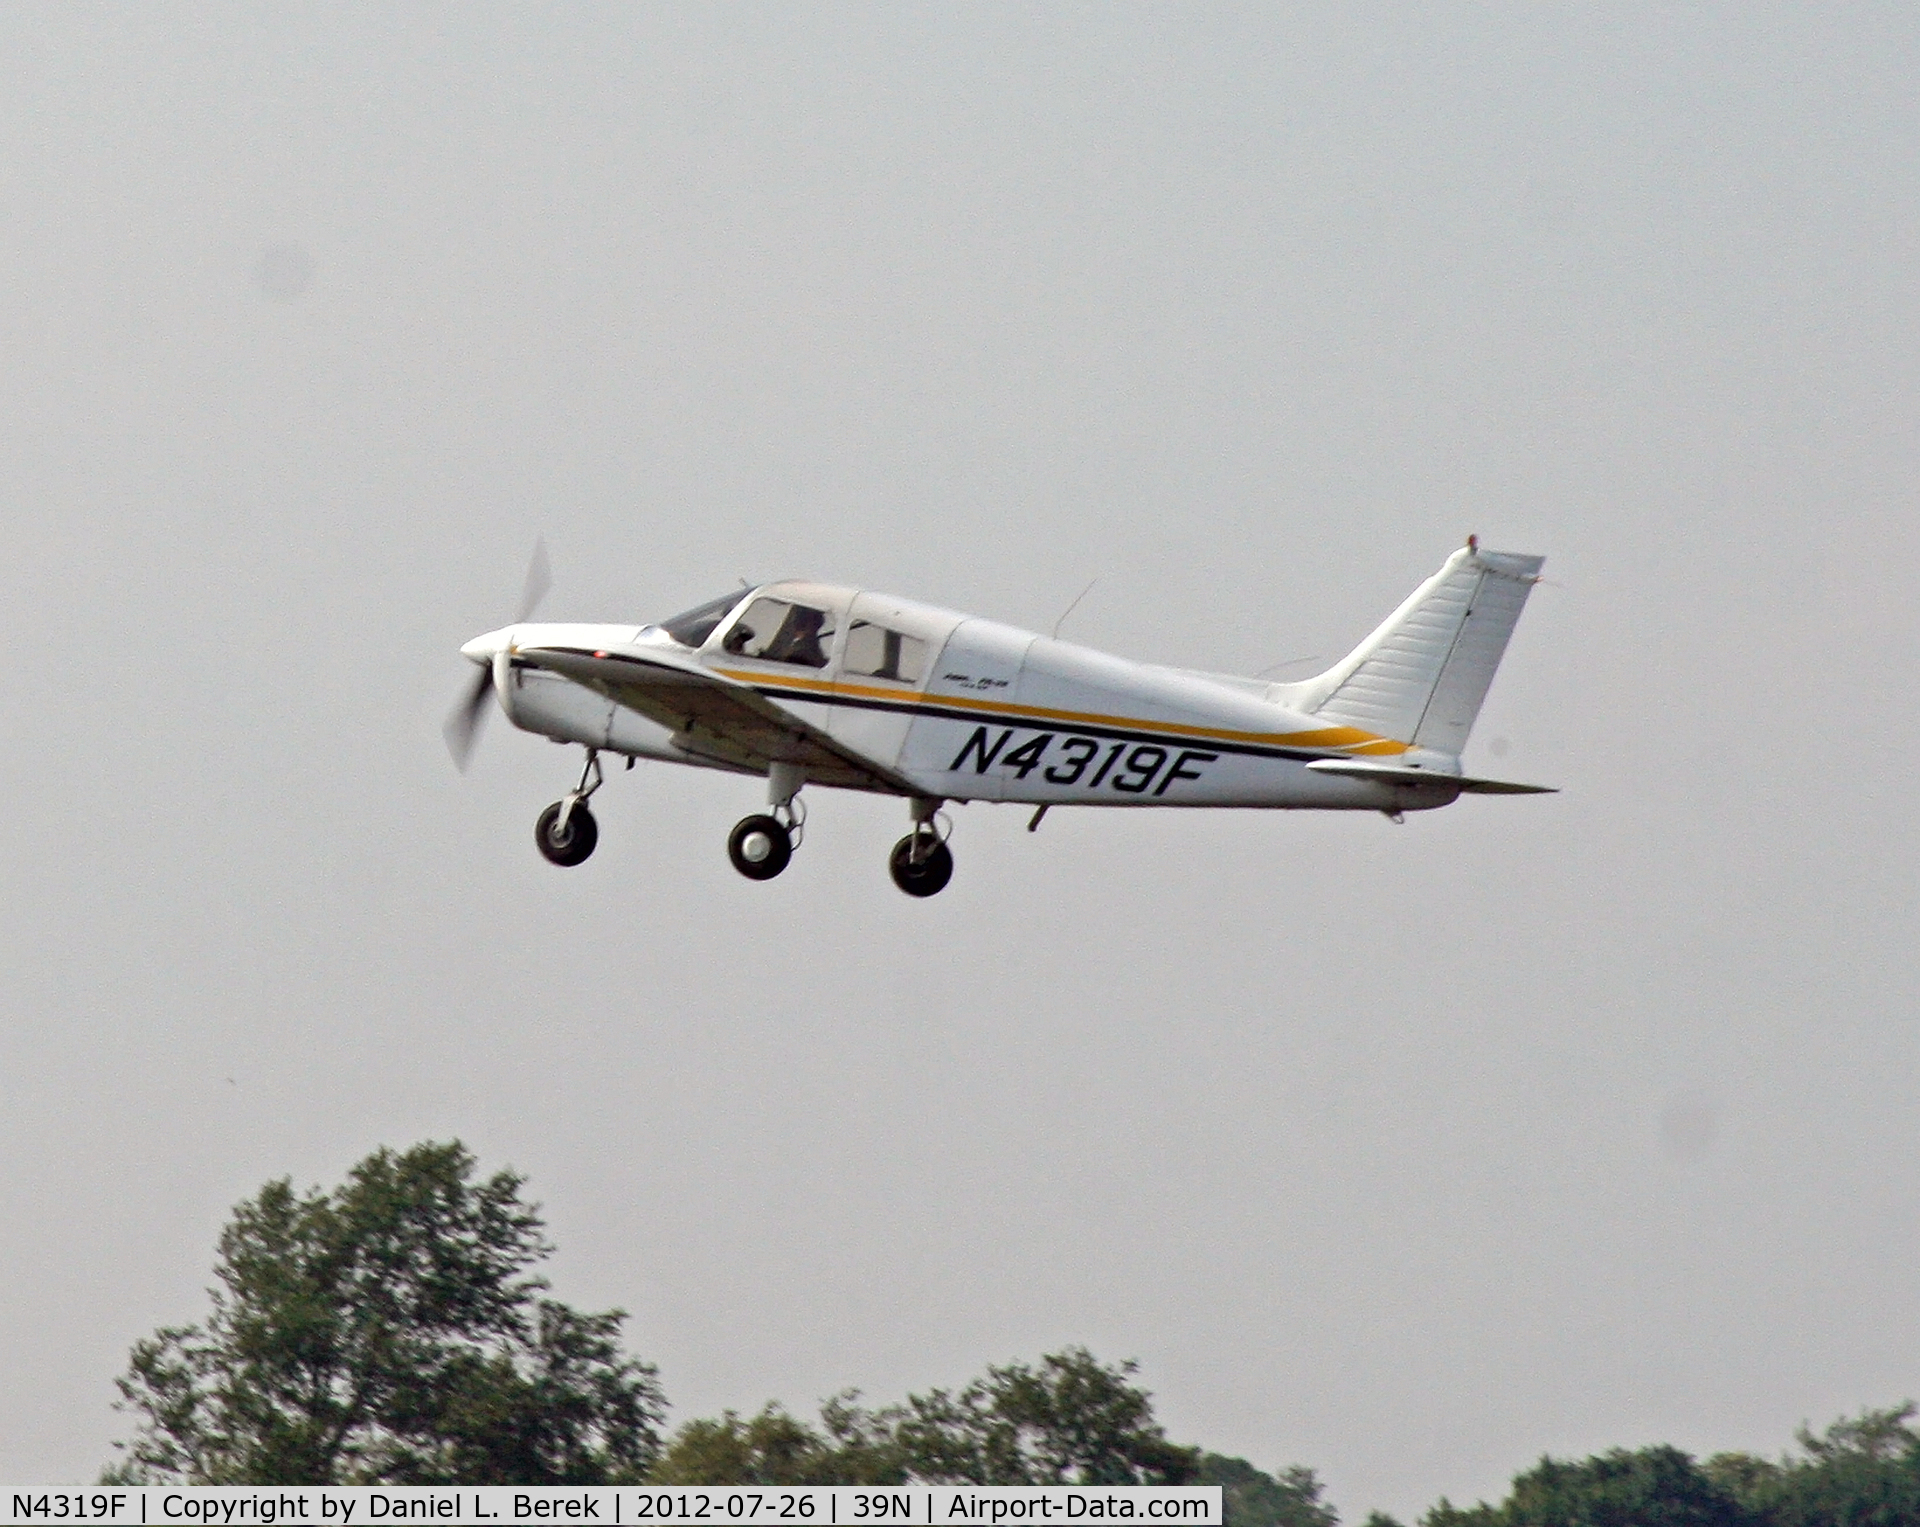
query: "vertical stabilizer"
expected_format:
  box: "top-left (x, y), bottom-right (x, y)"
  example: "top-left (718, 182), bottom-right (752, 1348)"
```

top-left (1291, 541), bottom-right (1545, 752)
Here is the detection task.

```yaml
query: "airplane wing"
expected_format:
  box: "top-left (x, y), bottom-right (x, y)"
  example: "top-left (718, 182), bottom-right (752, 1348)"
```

top-left (513, 641), bottom-right (918, 795)
top-left (1304, 758), bottom-right (1557, 794)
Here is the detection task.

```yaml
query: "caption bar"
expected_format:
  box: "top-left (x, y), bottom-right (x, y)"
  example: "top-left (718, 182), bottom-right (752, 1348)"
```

top-left (3, 1490), bottom-right (1221, 1527)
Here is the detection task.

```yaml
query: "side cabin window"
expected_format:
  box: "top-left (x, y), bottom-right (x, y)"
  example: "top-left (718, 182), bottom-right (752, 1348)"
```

top-left (844, 620), bottom-right (927, 685)
top-left (722, 598), bottom-right (837, 668)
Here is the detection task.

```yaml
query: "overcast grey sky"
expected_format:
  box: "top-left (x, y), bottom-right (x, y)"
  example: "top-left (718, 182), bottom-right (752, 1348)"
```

top-left (4, 4), bottom-right (1918, 1515)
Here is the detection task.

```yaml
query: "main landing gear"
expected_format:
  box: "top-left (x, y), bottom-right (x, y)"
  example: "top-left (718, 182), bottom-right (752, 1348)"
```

top-left (723, 774), bottom-right (955, 897)
top-left (530, 752), bottom-right (960, 897)
top-left (728, 810), bottom-right (796, 879)
top-left (727, 762), bottom-right (804, 881)
top-left (889, 797), bottom-right (953, 898)
top-left (535, 749), bottom-right (603, 867)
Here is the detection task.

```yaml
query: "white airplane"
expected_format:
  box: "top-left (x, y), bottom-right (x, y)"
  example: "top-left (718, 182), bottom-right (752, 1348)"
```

top-left (446, 538), bottom-right (1553, 896)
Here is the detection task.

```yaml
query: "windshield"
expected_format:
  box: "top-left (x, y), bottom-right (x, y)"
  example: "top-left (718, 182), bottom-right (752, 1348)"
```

top-left (659, 591), bottom-right (745, 649)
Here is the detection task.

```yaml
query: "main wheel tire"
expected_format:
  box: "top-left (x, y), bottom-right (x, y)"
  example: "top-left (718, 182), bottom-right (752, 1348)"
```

top-left (889, 834), bottom-right (953, 897)
top-left (535, 801), bottom-right (598, 866)
top-left (728, 814), bottom-right (792, 880)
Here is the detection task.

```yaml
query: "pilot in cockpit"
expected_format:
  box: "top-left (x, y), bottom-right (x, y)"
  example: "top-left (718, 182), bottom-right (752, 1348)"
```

top-left (767, 605), bottom-right (830, 668)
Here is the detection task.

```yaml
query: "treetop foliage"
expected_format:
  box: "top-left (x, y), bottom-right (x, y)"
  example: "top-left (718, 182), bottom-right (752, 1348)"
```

top-left (888, 1350), bottom-right (1198, 1485)
top-left (1707, 1405), bottom-right (1920, 1527)
top-left (649, 1351), bottom-right (1199, 1489)
top-left (103, 1138), bottom-right (1920, 1527)
top-left (1419, 1406), bottom-right (1920, 1527)
top-left (1194, 1454), bottom-right (1338, 1527)
top-left (106, 1141), bottom-right (665, 1485)
top-left (1424, 1445), bottom-right (1747, 1527)
top-left (649, 1397), bottom-right (906, 1487)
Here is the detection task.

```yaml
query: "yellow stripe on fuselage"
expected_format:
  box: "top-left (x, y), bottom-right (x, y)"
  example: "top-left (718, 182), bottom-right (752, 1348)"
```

top-left (712, 667), bottom-right (1411, 755)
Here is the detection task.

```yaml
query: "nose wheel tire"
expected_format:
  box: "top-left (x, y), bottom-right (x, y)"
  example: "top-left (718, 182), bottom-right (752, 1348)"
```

top-left (535, 801), bottom-right (598, 867)
top-left (728, 814), bottom-right (793, 880)
top-left (889, 834), bottom-right (953, 897)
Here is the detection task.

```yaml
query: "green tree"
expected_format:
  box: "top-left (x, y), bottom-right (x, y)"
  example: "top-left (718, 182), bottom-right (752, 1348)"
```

top-left (1195, 1454), bottom-right (1339, 1527)
top-left (1709, 1404), bottom-right (1920, 1527)
top-left (1421, 1500), bottom-right (1502, 1527)
top-left (655, 1349), bottom-right (1196, 1487)
top-left (105, 1141), bottom-right (665, 1485)
top-left (1423, 1446), bottom-right (1749, 1527)
top-left (651, 1397), bottom-right (905, 1485)
top-left (887, 1348), bottom-right (1197, 1485)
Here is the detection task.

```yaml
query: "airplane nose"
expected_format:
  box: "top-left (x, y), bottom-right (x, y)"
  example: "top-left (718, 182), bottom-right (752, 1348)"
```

top-left (460, 629), bottom-right (508, 665)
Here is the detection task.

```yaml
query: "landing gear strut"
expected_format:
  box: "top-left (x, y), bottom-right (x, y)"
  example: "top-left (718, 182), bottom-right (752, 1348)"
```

top-left (889, 797), bottom-right (953, 897)
top-left (728, 762), bottom-right (804, 881)
top-left (536, 750), bottom-right (602, 867)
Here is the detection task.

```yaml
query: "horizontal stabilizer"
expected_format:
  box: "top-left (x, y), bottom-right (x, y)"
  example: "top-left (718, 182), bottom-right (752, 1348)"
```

top-left (1304, 758), bottom-right (1556, 795)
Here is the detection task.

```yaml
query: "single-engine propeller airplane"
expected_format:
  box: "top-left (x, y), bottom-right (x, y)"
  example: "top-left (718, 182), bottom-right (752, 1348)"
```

top-left (445, 537), bottom-right (1553, 896)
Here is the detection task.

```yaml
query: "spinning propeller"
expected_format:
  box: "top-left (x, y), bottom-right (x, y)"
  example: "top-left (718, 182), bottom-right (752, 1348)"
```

top-left (443, 538), bottom-right (550, 771)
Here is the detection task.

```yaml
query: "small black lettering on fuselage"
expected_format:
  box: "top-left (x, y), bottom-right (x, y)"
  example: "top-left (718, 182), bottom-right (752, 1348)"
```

top-left (947, 726), bottom-right (1217, 796)
top-left (941, 673), bottom-right (1011, 691)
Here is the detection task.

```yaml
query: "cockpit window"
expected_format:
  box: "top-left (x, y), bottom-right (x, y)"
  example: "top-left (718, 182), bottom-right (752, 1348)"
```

top-left (720, 597), bottom-right (837, 668)
top-left (660, 592), bottom-right (745, 649)
top-left (844, 620), bottom-right (928, 684)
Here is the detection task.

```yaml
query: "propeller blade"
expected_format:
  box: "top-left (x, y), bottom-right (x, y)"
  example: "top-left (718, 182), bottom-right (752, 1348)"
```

top-left (514, 537), bottom-right (551, 625)
top-left (447, 539), bottom-right (547, 772)
top-left (442, 665), bottom-right (495, 772)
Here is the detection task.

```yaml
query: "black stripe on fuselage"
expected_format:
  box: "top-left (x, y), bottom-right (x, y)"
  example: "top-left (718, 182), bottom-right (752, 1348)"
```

top-left (744, 684), bottom-right (1335, 764)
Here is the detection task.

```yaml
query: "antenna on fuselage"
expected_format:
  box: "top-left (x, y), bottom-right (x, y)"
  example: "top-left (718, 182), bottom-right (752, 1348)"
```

top-left (1051, 578), bottom-right (1098, 640)
top-left (1254, 654), bottom-right (1322, 678)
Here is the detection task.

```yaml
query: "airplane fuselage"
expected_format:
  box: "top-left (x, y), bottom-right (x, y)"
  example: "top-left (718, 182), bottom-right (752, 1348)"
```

top-left (475, 581), bottom-right (1466, 815)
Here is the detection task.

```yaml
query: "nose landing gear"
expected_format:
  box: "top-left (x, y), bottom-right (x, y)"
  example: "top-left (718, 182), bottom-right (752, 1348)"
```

top-left (536, 800), bottom-right (598, 865)
top-left (535, 750), bottom-right (603, 867)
